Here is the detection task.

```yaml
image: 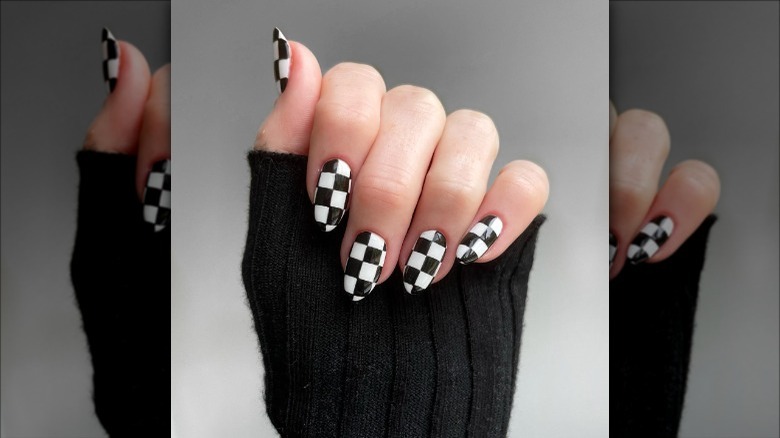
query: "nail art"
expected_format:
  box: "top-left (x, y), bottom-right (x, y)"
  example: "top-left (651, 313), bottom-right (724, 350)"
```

top-left (457, 215), bottom-right (503, 265)
top-left (313, 159), bottom-right (351, 232)
top-left (101, 27), bottom-right (119, 93)
top-left (142, 160), bottom-right (171, 232)
top-left (609, 232), bottom-right (617, 268)
top-left (344, 232), bottom-right (386, 301)
top-left (403, 230), bottom-right (447, 294)
top-left (273, 27), bottom-right (290, 94)
top-left (627, 216), bottom-right (674, 265)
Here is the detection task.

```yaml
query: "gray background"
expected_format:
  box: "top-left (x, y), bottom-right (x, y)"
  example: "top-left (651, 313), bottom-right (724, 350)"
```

top-left (0, 2), bottom-right (169, 437)
top-left (171, 0), bottom-right (607, 437)
top-left (611, 2), bottom-right (779, 437)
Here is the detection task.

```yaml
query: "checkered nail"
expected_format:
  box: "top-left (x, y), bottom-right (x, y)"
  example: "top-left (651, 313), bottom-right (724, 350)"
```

top-left (142, 159), bottom-right (171, 232)
top-left (457, 215), bottom-right (503, 265)
top-left (101, 27), bottom-right (120, 93)
top-left (609, 232), bottom-right (617, 268)
top-left (403, 230), bottom-right (446, 294)
top-left (344, 231), bottom-right (387, 302)
top-left (627, 216), bottom-right (674, 265)
top-left (313, 158), bottom-right (351, 232)
top-left (273, 27), bottom-right (290, 94)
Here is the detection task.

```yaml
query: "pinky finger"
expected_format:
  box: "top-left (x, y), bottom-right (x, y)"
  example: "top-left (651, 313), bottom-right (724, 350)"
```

top-left (626, 160), bottom-right (720, 265)
top-left (457, 160), bottom-right (549, 264)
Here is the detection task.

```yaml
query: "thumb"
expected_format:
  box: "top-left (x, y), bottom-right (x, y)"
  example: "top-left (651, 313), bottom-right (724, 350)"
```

top-left (83, 28), bottom-right (151, 153)
top-left (254, 28), bottom-right (322, 155)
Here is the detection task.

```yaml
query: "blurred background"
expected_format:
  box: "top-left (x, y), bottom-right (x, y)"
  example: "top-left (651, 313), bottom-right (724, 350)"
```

top-left (611, 2), bottom-right (779, 437)
top-left (1, 2), bottom-right (169, 437)
top-left (171, 0), bottom-right (607, 436)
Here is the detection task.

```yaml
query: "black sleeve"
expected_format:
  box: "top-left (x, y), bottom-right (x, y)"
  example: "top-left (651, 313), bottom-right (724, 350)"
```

top-left (70, 150), bottom-right (170, 437)
top-left (612, 215), bottom-right (717, 437)
top-left (242, 150), bottom-right (546, 437)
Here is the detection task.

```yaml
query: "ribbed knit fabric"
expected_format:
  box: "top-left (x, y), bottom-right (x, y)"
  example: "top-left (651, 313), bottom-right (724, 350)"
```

top-left (242, 150), bottom-right (545, 437)
top-left (70, 150), bottom-right (169, 437)
top-left (612, 215), bottom-right (717, 437)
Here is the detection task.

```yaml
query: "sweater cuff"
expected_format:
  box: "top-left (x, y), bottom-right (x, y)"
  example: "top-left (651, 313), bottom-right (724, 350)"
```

top-left (612, 215), bottom-right (717, 436)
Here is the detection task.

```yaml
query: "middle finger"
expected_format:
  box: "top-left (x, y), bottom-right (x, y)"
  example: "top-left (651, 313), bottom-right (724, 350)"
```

top-left (341, 85), bottom-right (446, 301)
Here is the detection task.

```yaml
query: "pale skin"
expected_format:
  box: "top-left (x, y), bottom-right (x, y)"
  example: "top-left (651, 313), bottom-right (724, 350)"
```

top-left (609, 100), bottom-right (720, 279)
top-left (255, 39), bottom-right (550, 289)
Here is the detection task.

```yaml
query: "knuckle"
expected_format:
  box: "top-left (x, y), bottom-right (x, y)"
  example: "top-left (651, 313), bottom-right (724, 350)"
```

top-left (610, 178), bottom-right (653, 211)
top-left (448, 109), bottom-right (499, 157)
top-left (317, 99), bottom-right (377, 133)
top-left (387, 85), bottom-right (444, 119)
top-left (356, 170), bottom-right (413, 212)
top-left (429, 177), bottom-right (482, 208)
top-left (325, 62), bottom-right (385, 89)
top-left (672, 160), bottom-right (721, 196)
top-left (501, 160), bottom-right (549, 199)
top-left (620, 109), bottom-right (670, 152)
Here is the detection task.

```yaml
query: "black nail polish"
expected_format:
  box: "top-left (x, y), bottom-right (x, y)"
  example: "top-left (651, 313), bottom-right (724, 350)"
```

top-left (313, 159), bottom-right (351, 232)
top-left (457, 215), bottom-right (503, 265)
top-left (403, 230), bottom-right (446, 294)
top-left (627, 216), bottom-right (674, 264)
top-left (101, 27), bottom-right (119, 93)
top-left (142, 160), bottom-right (171, 232)
top-left (344, 231), bottom-right (386, 301)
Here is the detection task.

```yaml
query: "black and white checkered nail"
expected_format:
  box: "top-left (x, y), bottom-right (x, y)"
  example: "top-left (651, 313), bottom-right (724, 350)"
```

top-left (313, 158), bottom-right (351, 232)
top-left (609, 232), bottom-right (617, 268)
top-left (273, 27), bottom-right (290, 94)
top-left (457, 215), bottom-right (503, 265)
top-left (627, 216), bottom-right (674, 265)
top-left (142, 160), bottom-right (171, 232)
top-left (344, 231), bottom-right (386, 302)
top-left (403, 230), bottom-right (446, 294)
top-left (101, 27), bottom-right (119, 93)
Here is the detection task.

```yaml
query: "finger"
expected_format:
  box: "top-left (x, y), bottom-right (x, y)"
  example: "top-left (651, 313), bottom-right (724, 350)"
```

top-left (308, 62), bottom-right (386, 231)
top-left (83, 30), bottom-right (151, 153)
top-left (137, 65), bottom-right (171, 232)
top-left (254, 29), bottom-right (322, 155)
top-left (399, 109), bottom-right (498, 294)
top-left (609, 109), bottom-right (670, 277)
top-left (456, 160), bottom-right (549, 264)
top-left (341, 85), bottom-right (446, 301)
top-left (626, 160), bottom-right (719, 265)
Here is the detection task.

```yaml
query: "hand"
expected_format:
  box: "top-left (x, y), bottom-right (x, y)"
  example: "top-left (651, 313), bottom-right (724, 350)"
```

top-left (83, 28), bottom-right (171, 231)
top-left (255, 28), bottom-right (549, 300)
top-left (609, 100), bottom-right (720, 278)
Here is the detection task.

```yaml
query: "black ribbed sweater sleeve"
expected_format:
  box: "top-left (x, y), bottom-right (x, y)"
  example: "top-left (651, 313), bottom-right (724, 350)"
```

top-left (70, 150), bottom-right (169, 437)
top-left (612, 215), bottom-right (717, 437)
top-left (242, 150), bottom-right (546, 437)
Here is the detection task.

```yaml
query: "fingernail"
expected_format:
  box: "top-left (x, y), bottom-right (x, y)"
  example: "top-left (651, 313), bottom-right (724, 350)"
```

top-left (344, 231), bottom-right (386, 302)
top-left (273, 27), bottom-right (290, 94)
top-left (457, 215), bottom-right (503, 265)
top-left (403, 230), bottom-right (446, 294)
top-left (609, 232), bottom-right (617, 268)
top-left (627, 215), bottom-right (674, 265)
top-left (142, 160), bottom-right (171, 232)
top-left (313, 159), bottom-right (351, 232)
top-left (101, 27), bottom-right (119, 93)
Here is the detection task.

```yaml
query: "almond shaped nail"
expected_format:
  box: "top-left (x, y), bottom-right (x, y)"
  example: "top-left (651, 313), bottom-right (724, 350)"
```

top-left (344, 231), bottom-right (386, 301)
top-left (627, 216), bottom-right (674, 265)
top-left (142, 160), bottom-right (171, 232)
top-left (313, 159), bottom-right (351, 232)
top-left (457, 215), bottom-right (503, 265)
top-left (403, 230), bottom-right (446, 294)
top-left (101, 27), bottom-right (119, 93)
top-left (273, 27), bottom-right (290, 94)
